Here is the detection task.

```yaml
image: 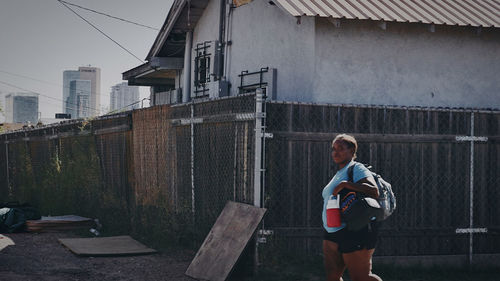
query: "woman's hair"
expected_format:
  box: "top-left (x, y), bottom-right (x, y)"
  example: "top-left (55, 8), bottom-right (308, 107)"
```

top-left (332, 134), bottom-right (358, 160)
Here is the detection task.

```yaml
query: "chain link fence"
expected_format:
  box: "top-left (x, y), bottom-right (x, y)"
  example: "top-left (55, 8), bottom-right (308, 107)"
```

top-left (260, 99), bottom-right (500, 260)
top-left (1, 92), bottom-right (499, 262)
top-left (168, 94), bottom-right (257, 238)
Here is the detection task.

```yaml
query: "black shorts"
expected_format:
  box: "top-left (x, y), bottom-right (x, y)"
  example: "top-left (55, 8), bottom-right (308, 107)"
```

top-left (323, 222), bottom-right (379, 254)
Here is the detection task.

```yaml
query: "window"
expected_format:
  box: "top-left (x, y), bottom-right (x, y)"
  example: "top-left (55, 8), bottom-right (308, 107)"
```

top-left (194, 42), bottom-right (211, 97)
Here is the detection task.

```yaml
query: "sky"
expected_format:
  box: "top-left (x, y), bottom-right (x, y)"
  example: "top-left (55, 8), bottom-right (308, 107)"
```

top-left (0, 0), bottom-right (174, 121)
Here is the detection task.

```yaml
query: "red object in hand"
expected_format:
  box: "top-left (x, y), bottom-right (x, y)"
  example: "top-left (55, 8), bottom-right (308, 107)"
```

top-left (326, 195), bottom-right (341, 227)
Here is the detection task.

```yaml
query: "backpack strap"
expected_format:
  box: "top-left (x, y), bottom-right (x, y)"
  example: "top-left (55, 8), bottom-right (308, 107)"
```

top-left (347, 162), bottom-right (356, 183)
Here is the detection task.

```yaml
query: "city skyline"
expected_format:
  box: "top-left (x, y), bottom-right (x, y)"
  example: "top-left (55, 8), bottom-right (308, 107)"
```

top-left (0, 0), bottom-right (173, 121)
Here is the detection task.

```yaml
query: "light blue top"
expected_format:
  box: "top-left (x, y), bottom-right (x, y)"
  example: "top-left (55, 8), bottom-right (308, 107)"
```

top-left (322, 160), bottom-right (372, 233)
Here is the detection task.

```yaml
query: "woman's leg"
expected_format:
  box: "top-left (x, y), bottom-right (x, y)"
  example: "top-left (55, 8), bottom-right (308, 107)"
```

top-left (342, 248), bottom-right (381, 281)
top-left (323, 240), bottom-right (346, 281)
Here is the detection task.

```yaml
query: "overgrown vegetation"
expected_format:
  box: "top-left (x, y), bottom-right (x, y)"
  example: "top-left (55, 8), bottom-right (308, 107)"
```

top-left (3, 126), bottom-right (198, 252)
top-left (131, 204), bottom-right (198, 251)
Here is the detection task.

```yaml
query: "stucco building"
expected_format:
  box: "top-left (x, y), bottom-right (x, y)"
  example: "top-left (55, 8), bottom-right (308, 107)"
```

top-left (123, 0), bottom-right (500, 110)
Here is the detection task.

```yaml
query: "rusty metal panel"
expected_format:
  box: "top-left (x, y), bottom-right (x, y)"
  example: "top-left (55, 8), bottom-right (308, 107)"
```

top-left (275, 0), bottom-right (500, 27)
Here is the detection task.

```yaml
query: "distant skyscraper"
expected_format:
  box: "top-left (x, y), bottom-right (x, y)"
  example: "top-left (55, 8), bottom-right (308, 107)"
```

top-left (63, 70), bottom-right (80, 114)
top-left (69, 80), bottom-right (91, 119)
top-left (110, 82), bottom-right (140, 112)
top-left (62, 66), bottom-right (101, 118)
top-left (78, 66), bottom-right (101, 116)
top-left (0, 91), bottom-right (4, 123)
top-left (4, 92), bottom-right (39, 124)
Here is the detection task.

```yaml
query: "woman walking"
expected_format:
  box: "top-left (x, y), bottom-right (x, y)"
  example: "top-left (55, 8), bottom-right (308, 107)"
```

top-left (322, 134), bottom-right (382, 281)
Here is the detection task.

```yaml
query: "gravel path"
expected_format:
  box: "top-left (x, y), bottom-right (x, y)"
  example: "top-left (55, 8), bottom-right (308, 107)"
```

top-left (0, 232), bottom-right (196, 281)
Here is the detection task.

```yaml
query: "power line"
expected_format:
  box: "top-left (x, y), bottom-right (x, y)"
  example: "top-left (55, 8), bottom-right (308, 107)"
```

top-left (0, 80), bottom-right (100, 115)
top-left (59, 0), bottom-right (159, 31)
top-left (0, 70), bottom-right (60, 87)
top-left (0, 86), bottom-right (93, 117)
top-left (0, 88), bottom-right (81, 114)
top-left (0, 70), bottom-right (148, 116)
top-left (0, 79), bottom-right (148, 117)
top-left (57, 0), bottom-right (145, 64)
top-left (104, 98), bottom-right (149, 116)
top-left (0, 84), bottom-right (95, 116)
top-left (0, 69), bottom-right (110, 98)
top-left (0, 87), bottom-right (83, 112)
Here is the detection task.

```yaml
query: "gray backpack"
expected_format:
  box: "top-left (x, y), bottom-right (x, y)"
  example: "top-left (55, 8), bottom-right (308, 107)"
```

top-left (348, 162), bottom-right (396, 221)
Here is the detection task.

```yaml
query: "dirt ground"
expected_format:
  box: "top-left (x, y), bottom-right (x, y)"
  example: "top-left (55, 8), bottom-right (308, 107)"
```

top-left (3, 232), bottom-right (498, 281)
top-left (0, 232), bottom-right (196, 281)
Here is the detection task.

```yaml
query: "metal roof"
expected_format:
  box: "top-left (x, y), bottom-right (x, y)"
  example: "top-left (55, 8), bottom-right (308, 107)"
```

top-left (274, 0), bottom-right (500, 28)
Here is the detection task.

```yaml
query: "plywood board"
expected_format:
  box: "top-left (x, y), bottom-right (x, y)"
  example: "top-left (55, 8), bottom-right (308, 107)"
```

top-left (58, 235), bottom-right (156, 256)
top-left (38, 215), bottom-right (91, 221)
top-left (26, 215), bottom-right (94, 232)
top-left (185, 201), bottom-right (266, 281)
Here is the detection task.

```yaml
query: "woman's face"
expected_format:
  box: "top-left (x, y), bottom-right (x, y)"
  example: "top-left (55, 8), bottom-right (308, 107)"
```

top-left (332, 140), bottom-right (353, 165)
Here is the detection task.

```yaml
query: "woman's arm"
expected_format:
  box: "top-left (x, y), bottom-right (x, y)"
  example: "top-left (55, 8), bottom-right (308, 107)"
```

top-left (332, 177), bottom-right (379, 199)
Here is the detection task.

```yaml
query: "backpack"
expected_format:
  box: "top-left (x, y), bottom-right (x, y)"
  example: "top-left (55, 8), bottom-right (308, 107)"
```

top-left (339, 191), bottom-right (383, 231)
top-left (348, 162), bottom-right (396, 221)
top-left (0, 202), bottom-right (41, 233)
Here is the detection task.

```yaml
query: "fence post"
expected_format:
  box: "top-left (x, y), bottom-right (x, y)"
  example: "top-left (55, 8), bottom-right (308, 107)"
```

top-left (469, 112), bottom-right (474, 264)
top-left (455, 111), bottom-right (488, 264)
top-left (253, 89), bottom-right (264, 208)
top-left (5, 142), bottom-right (10, 197)
top-left (191, 102), bottom-right (196, 223)
top-left (253, 88), bottom-right (266, 273)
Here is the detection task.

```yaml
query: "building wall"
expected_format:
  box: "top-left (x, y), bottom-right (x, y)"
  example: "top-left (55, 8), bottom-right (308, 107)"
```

top-left (184, 0), bottom-right (499, 109)
top-left (313, 19), bottom-right (500, 109)
top-left (190, 0), bottom-right (221, 97)
top-left (187, 0), bottom-right (315, 100)
top-left (227, 0), bottom-right (315, 100)
top-left (191, 0), bottom-right (220, 46)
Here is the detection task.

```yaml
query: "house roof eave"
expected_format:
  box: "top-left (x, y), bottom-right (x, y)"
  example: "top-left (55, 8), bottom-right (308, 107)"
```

top-left (146, 0), bottom-right (209, 61)
top-left (146, 0), bottom-right (187, 61)
top-left (122, 57), bottom-right (183, 86)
